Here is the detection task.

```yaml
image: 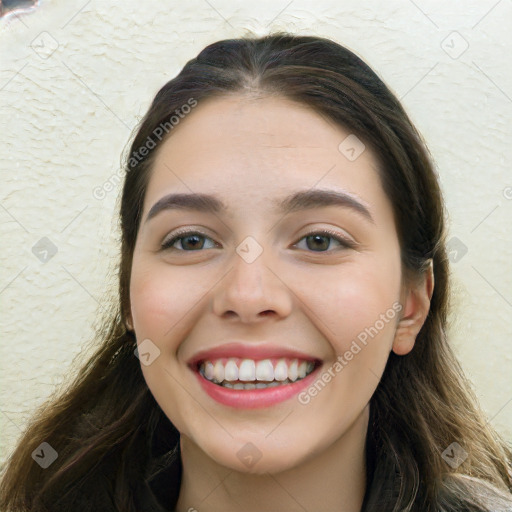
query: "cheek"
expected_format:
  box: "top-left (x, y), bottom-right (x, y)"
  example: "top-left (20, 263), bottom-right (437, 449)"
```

top-left (129, 260), bottom-right (204, 342)
top-left (296, 261), bottom-right (402, 427)
top-left (295, 257), bottom-right (401, 353)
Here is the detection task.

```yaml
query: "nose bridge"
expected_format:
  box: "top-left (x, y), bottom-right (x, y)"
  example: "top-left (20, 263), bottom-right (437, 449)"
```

top-left (229, 235), bottom-right (270, 301)
top-left (212, 234), bottom-right (292, 322)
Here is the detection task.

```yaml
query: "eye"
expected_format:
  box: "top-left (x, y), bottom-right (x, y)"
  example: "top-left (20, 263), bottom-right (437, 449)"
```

top-left (161, 229), bottom-right (355, 253)
top-left (294, 229), bottom-right (355, 252)
top-left (161, 231), bottom-right (218, 251)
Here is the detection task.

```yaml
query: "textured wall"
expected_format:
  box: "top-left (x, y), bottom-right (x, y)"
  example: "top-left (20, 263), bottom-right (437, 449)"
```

top-left (1, 0), bottom-right (511, 471)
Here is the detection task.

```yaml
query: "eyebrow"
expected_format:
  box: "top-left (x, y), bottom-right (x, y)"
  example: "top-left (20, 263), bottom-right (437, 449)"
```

top-left (145, 188), bottom-right (374, 224)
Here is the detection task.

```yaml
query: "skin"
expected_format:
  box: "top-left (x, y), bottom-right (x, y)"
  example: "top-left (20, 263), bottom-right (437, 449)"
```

top-left (127, 94), bottom-right (434, 512)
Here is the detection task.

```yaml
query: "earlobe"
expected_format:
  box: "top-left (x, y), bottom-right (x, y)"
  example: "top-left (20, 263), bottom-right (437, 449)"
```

top-left (392, 260), bottom-right (434, 356)
top-left (125, 313), bottom-right (134, 332)
top-left (426, 259), bottom-right (434, 300)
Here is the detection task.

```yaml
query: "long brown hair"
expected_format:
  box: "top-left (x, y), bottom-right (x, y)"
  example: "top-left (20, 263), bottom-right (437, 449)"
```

top-left (1, 32), bottom-right (511, 512)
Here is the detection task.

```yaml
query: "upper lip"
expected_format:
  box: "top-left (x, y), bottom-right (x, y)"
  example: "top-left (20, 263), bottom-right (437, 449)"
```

top-left (187, 342), bottom-right (321, 369)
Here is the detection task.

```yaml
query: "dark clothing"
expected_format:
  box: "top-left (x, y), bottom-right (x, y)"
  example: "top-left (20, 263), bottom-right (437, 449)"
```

top-left (138, 448), bottom-right (182, 512)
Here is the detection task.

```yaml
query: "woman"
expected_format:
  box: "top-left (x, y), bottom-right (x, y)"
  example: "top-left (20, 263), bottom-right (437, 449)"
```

top-left (1, 32), bottom-right (511, 512)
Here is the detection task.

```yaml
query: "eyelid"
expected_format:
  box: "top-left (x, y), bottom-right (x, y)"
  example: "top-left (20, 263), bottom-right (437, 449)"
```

top-left (161, 227), bottom-right (217, 249)
top-left (299, 228), bottom-right (356, 248)
top-left (161, 226), bottom-right (357, 252)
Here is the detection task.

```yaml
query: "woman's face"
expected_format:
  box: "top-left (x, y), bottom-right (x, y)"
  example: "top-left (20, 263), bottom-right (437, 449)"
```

top-left (129, 94), bottom-right (409, 474)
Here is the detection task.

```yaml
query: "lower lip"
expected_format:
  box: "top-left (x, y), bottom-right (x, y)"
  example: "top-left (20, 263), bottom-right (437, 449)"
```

top-left (193, 365), bottom-right (321, 409)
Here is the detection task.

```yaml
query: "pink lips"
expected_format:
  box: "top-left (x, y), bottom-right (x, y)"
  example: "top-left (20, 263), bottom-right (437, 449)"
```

top-left (187, 342), bottom-right (318, 369)
top-left (188, 342), bottom-right (321, 409)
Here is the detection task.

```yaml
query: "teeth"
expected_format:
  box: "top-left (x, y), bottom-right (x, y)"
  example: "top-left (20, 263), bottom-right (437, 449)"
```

top-left (204, 361), bottom-right (215, 380)
top-left (213, 361), bottom-right (224, 383)
top-left (222, 379), bottom-right (291, 390)
top-left (288, 360), bottom-right (298, 381)
top-left (255, 359), bottom-right (274, 381)
top-left (273, 359), bottom-right (288, 381)
top-left (238, 359), bottom-right (256, 381)
top-left (199, 357), bottom-right (317, 388)
top-left (224, 359), bottom-right (238, 381)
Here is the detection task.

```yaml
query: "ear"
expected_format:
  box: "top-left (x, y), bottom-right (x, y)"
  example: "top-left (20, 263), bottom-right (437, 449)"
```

top-left (125, 309), bottom-right (134, 332)
top-left (392, 260), bottom-right (434, 356)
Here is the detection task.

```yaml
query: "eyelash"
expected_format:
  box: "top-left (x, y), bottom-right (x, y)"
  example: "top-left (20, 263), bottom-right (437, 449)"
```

top-left (160, 228), bottom-right (356, 253)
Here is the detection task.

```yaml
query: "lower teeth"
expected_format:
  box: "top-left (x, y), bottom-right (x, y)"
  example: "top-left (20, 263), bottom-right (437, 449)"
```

top-left (220, 378), bottom-right (294, 389)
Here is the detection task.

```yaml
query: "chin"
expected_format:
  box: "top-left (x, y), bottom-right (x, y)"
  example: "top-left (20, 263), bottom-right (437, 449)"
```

top-left (199, 434), bottom-right (313, 476)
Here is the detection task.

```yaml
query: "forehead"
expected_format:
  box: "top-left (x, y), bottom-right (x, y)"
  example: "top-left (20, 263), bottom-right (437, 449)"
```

top-left (158, 93), bottom-right (354, 153)
top-left (143, 94), bottom-right (392, 225)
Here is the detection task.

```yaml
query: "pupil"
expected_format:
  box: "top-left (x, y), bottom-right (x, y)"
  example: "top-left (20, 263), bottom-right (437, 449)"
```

top-left (307, 234), bottom-right (328, 251)
top-left (184, 235), bottom-right (203, 250)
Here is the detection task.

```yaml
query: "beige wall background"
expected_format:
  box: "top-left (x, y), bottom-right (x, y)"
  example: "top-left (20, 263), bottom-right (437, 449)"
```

top-left (1, 0), bottom-right (511, 470)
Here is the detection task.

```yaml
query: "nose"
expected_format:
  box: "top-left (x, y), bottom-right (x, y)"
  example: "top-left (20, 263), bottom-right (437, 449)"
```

top-left (212, 244), bottom-right (293, 323)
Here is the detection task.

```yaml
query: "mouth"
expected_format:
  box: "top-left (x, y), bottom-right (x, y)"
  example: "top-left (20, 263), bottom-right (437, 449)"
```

top-left (196, 357), bottom-right (318, 390)
top-left (188, 343), bottom-right (322, 408)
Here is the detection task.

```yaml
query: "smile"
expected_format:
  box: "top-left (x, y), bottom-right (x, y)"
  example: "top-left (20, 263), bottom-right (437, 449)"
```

top-left (198, 357), bottom-right (316, 389)
top-left (188, 343), bottom-right (322, 408)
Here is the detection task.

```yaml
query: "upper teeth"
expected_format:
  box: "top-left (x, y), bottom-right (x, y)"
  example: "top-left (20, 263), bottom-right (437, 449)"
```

top-left (200, 358), bottom-right (315, 383)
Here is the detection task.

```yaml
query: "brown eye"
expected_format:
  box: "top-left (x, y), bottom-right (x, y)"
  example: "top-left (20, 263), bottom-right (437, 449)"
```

top-left (305, 234), bottom-right (331, 252)
top-left (294, 231), bottom-right (355, 253)
top-left (161, 232), bottom-right (217, 251)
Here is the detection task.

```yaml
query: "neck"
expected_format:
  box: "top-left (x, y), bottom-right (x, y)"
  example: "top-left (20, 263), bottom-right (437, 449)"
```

top-left (175, 405), bottom-right (370, 512)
